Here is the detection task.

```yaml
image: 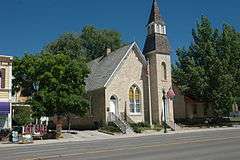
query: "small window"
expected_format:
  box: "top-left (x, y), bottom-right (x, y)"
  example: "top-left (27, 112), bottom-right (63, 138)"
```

top-left (161, 62), bottom-right (167, 80)
top-left (0, 68), bottom-right (5, 89)
top-left (156, 25), bottom-right (160, 33)
top-left (204, 106), bottom-right (208, 116)
top-left (162, 26), bottom-right (165, 34)
top-left (193, 104), bottom-right (197, 115)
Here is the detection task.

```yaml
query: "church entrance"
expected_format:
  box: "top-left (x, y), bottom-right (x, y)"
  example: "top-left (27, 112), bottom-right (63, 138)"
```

top-left (109, 95), bottom-right (118, 115)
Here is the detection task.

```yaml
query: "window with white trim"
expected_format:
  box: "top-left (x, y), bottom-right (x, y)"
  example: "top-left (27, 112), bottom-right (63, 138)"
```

top-left (129, 85), bottom-right (141, 114)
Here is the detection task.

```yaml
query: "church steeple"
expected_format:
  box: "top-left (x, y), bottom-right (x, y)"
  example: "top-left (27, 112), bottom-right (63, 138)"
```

top-left (148, 0), bottom-right (164, 25)
top-left (143, 0), bottom-right (170, 55)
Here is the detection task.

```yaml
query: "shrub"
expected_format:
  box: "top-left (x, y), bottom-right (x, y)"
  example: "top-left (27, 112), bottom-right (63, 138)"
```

top-left (99, 122), bottom-right (121, 134)
top-left (175, 117), bottom-right (231, 126)
top-left (0, 129), bottom-right (11, 141)
top-left (13, 105), bottom-right (33, 126)
top-left (136, 122), bottom-right (151, 128)
top-left (130, 123), bottom-right (147, 133)
top-left (132, 126), bottom-right (142, 133)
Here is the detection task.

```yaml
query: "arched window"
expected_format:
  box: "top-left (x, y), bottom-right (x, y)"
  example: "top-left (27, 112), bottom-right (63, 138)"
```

top-left (129, 88), bottom-right (134, 113)
top-left (161, 62), bottom-right (167, 80)
top-left (129, 85), bottom-right (141, 113)
top-left (158, 25), bottom-right (162, 34)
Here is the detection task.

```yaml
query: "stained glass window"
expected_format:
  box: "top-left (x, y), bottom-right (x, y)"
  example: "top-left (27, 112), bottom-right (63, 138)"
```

top-left (129, 85), bottom-right (141, 113)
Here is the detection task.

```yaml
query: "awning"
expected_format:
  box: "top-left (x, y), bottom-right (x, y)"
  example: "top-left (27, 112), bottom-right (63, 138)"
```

top-left (0, 102), bottom-right (10, 115)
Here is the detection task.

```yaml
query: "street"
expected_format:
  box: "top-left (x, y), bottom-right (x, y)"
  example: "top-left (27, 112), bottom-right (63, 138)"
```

top-left (1, 128), bottom-right (240, 160)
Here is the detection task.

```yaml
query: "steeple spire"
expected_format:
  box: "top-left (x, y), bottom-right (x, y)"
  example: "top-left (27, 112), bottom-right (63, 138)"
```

top-left (143, 0), bottom-right (170, 55)
top-left (148, 0), bottom-right (165, 25)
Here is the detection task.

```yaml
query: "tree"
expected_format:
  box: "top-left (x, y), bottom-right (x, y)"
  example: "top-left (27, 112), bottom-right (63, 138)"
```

top-left (45, 25), bottom-right (122, 61)
top-left (13, 52), bottom-right (90, 131)
top-left (44, 33), bottom-right (83, 59)
top-left (12, 54), bottom-right (40, 97)
top-left (13, 25), bottom-right (122, 130)
top-left (173, 16), bottom-right (240, 116)
top-left (80, 25), bottom-right (122, 60)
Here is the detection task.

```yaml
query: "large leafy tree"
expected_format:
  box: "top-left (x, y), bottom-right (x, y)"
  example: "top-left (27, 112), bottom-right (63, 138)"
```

top-left (173, 16), bottom-right (240, 116)
top-left (13, 53), bottom-right (90, 128)
top-left (45, 25), bottom-right (122, 61)
top-left (13, 25), bottom-right (122, 130)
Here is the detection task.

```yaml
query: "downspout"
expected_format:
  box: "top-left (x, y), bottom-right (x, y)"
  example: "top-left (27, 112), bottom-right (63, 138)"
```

top-left (147, 60), bottom-right (153, 127)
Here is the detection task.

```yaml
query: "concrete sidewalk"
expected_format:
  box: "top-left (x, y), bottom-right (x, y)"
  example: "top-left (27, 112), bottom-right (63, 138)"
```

top-left (1, 126), bottom-right (239, 148)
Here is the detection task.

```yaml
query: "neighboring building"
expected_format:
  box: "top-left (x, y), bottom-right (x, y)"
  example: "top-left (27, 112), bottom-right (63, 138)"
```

top-left (85, 0), bottom-right (175, 128)
top-left (0, 55), bottom-right (13, 129)
top-left (173, 86), bottom-right (213, 119)
top-left (173, 86), bottom-right (239, 119)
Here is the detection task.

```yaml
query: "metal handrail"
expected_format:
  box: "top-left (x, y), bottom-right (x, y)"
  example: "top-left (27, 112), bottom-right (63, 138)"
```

top-left (120, 112), bottom-right (135, 124)
top-left (107, 112), bottom-right (127, 133)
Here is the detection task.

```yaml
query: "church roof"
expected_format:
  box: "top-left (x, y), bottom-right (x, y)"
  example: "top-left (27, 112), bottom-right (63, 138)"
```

top-left (148, 0), bottom-right (165, 25)
top-left (85, 43), bottom-right (145, 92)
top-left (143, 33), bottom-right (170, 55)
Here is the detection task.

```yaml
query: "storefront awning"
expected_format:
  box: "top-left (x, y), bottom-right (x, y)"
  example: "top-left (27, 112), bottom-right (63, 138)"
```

top-left (0, 102), bottom-right (10, 115)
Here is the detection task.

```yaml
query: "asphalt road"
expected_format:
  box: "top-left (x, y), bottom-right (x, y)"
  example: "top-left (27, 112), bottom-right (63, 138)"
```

top-left (1, 128), bottom-right (240, 160)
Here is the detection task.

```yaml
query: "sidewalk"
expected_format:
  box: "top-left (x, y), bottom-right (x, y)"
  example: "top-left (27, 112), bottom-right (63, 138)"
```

top-left (1, 126), bottom-right (240, 148)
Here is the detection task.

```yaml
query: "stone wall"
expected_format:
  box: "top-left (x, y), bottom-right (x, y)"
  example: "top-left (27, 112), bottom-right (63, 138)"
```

top-left (149, 53), bottom-right (174, 124)
top-left (105, 48), bottom-right (145, 123)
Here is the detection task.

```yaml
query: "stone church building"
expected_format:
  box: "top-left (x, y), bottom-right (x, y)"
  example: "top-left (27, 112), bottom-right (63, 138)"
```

top-left (85, 0), bottom-right (175, 129)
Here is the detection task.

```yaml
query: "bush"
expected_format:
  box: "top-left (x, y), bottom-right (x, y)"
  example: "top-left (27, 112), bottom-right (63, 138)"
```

top-left (175, 117), bottom-right (231, 127)
top-left (0, 129), bottom-right (11, 141)
top-left (136, 122), bottom-right (151, 128)
top-left (130, 122), bottom-right (150, 133)
top-left (41, 130), bottom-right (58, 139)
top-left (13, 106), bottom-right (33, 126)
top-left (132, 126), bottom-right (142, 133)
top-left (99, 122), bottom-right (121, 134)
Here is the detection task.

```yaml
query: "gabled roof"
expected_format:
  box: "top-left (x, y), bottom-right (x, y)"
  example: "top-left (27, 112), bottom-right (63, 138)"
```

top-left (85, 42), bottom-right (146, 92)
top-left (148, 0), bottom-right (165, 25)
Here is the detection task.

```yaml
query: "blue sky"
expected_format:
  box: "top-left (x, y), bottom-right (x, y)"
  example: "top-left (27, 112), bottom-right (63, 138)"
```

top-left (1, 0), bottom-right (240, 61)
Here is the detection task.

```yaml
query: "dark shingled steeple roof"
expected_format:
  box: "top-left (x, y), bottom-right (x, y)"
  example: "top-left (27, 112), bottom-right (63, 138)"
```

top-left (143, 0), bottom-right (170, 55)
top-left (148, 0), bottom-right (165, 25)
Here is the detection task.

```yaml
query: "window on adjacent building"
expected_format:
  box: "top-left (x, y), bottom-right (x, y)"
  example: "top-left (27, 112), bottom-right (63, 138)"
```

top-left (0, 68), bottom-right (5, 89)
top-left (204, 105), bottom-right (209, 116)
top-left (161, 62), bottom-right (167, 80)
top-left (129, 85), bottom-right (141, 114)
top-left (193, 104), bottom-right (197, 115)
